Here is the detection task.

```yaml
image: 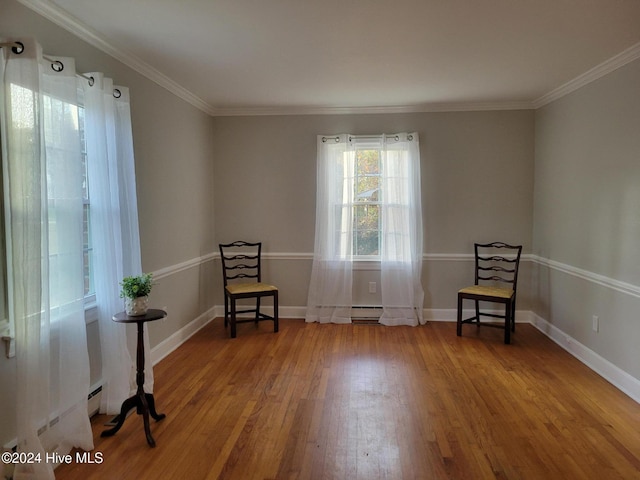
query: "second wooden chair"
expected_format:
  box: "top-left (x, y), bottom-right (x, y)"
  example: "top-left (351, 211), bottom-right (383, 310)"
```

top-left (219, 241), bottom-right (279, 338)
top-left (456, 242), bottom-right (522, 344)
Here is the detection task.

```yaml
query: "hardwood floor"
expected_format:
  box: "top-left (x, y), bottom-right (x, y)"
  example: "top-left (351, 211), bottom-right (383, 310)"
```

top-left (56, 319), bottom-right (640, 479)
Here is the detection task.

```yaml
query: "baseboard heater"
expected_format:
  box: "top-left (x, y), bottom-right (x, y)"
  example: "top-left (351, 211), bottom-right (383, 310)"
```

top-left (3, 385), bottom-right (104, 452)
top-left (87, 385), bottom-right (102, 417)
top-left (351, 306), bottom-right (382, 323)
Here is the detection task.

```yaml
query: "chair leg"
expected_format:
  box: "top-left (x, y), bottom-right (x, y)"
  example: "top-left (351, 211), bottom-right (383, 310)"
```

top-left (504, 300), bottom-right (511, 344)
top-left (255, 297), bottom-right (261, 324)
top-left (230, 298), bottom-right (237, 339)
top-left (474, 300), bottom-right (480, 325)
top-left (224, 294), bottom-right (229, 328)
top-left (273, 291), bottom-right (279, 333)
top-left (456, 294), bottom-right (463, 336)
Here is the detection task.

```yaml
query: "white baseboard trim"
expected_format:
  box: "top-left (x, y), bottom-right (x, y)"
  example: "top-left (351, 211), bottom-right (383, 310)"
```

top-left (529, 313), bottom-right (640, 404)
top-left (150, 307), bottom-right (216, 366)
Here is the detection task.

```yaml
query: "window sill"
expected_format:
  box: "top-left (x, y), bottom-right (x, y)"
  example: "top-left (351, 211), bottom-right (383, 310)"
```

top-left (0, 299), bottom-right (97, 359)
top-left (84, 296), bottom-right (99, 325)
top-left (0, 319), bottom-right (13, 358)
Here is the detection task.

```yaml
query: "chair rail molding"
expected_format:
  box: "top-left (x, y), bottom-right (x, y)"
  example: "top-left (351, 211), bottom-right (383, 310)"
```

top-left (227, 252), bottom-right (533, 262)
top-left (150, 252), bottom-right (216, 280)
top-left (152, 252), bottom-right (640, 302)
top-left (530, 254), bottom-right (640, 299)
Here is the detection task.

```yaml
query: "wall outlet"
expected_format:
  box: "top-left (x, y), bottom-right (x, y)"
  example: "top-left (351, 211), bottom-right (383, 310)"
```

top-left (368, 282), bottom-right (377, 294)
top-left (592, 315), bottom-right (599, 332)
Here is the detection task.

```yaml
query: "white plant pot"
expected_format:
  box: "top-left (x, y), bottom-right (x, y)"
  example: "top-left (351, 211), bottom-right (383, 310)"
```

top-left (125, 295), bottom-right (149, 316)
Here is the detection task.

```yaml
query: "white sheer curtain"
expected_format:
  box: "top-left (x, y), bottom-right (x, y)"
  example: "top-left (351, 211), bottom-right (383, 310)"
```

top-left (379, 134), bottom-right (424, 326)
top-left (306, 133), bottom-right (424, 326)
top-left (1, 38), bottom-right (93, 479)
top-left (82, 73), bottom-right (152, 414)
top-left (306, 134), bottom-right (354, 323)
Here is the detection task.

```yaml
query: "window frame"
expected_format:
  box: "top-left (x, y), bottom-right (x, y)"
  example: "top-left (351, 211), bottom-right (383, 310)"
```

top-left (78, 101), bottom-right (98, 321)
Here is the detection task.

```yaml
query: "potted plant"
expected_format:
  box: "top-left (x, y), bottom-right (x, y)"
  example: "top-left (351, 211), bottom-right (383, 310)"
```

top-left (120, 273), bottom-right (154, 316)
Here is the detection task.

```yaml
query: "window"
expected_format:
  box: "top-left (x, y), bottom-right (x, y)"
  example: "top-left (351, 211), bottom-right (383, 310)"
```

top-left (326, 134), bottom-right (420, 261)
top-left (42, 90), bottom-right (84, 310)
top-left (2, 80), bottom-right (93, 318)
top-left (42, 90), bottom-right (94, 307)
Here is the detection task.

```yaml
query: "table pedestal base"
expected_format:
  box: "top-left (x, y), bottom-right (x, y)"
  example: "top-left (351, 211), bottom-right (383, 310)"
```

top-left (101, 392), bottom-right (165, 447)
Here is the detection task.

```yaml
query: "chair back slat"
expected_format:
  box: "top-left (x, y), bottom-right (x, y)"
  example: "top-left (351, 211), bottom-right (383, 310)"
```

top-left (478, 255), bottom-right (517, 263)
top-left (474, 242), bottom-right (522, 291)
top-left (227, 273), bottom-right (259, 281)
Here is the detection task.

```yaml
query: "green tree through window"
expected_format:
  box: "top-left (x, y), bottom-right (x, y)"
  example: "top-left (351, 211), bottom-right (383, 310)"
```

top-left (354, 148), bottom-right (381, 256)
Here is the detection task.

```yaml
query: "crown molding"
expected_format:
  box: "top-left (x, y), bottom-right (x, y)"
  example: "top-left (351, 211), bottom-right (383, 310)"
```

top-left (533, 41), bottom-right (640, 109)
top-left (209, 101), bottom-right (534, 117)
top-left (17, 0), bottom-right (216, 116)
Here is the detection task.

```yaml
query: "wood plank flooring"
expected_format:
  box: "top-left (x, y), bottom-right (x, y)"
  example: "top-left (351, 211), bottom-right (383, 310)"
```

top-left (56, 319), bottom-right (640, 479)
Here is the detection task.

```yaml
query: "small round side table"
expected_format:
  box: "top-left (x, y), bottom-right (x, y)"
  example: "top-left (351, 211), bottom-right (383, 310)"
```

top-left (100, 308), bottom-right (167, 447)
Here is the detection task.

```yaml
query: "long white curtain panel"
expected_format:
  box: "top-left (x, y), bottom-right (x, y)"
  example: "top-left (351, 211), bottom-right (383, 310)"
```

top-left (1, 38), bottom-right (93, 479)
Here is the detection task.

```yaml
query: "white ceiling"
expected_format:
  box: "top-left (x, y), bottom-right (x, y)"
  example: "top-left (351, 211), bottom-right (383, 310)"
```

top-left (23, 0), bottom-right (640, 116)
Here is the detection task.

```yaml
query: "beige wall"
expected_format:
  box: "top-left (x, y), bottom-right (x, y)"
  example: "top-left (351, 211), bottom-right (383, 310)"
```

top-left (533, 58), bottom-right (640, 380)
top-left (212, 110), bottom-right (535, 308)
top-left (0, 0), bottom-right (217, 446)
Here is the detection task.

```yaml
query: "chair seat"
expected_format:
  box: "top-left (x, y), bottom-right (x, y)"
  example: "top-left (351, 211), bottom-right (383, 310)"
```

top-left (226, 282), bottom-right (278, 295)
top-left (458, 285), bottom-right (514, 299)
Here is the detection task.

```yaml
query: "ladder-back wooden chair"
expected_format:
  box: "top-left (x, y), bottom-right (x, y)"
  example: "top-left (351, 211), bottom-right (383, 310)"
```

top-left (219, 241), bottom-right (279, 338)
top-left (456, 242), bottom-right (522, 344)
